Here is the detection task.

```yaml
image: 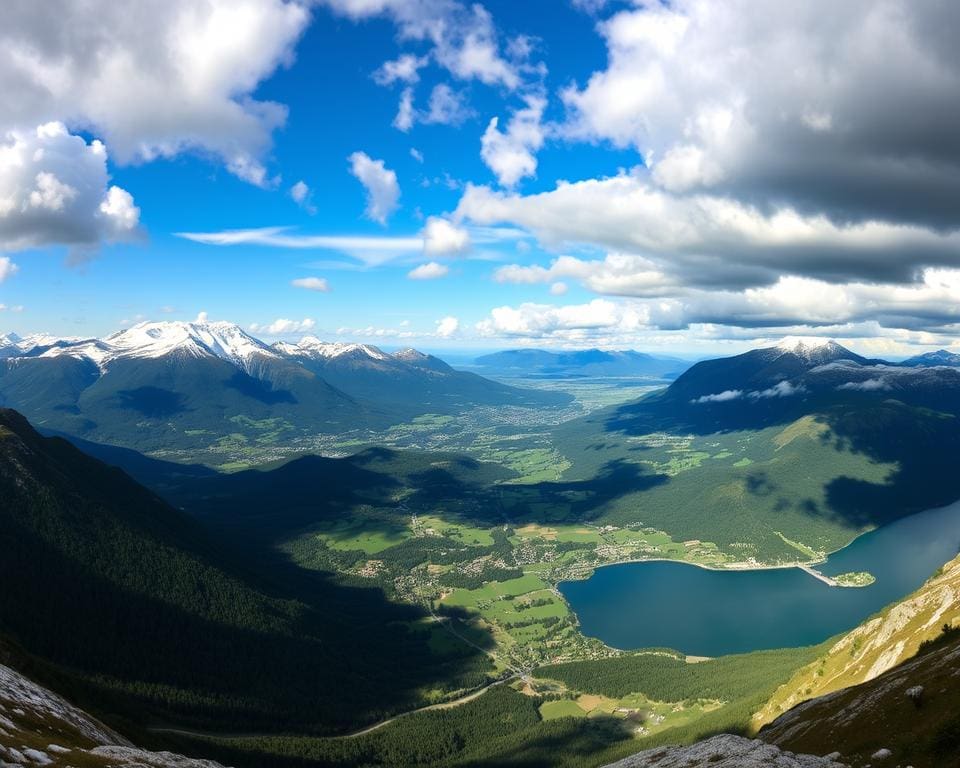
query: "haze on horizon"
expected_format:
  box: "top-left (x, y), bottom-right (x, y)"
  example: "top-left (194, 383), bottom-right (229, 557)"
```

top-left (2, 0), bottom-right (960, 358)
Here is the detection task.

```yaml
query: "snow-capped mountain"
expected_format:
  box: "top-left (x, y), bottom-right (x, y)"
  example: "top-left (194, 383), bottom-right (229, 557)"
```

top-left (0, 320), bottom-right (570, 452)
top-left (771, 336), bottom-right (859, 365)
top-left (23, 321), bottom-right (279, 375)
top-left (901, 349), bottom-right (960, 368)
top-left (272, 334), bottom-right (568, 412)
top-left (275, 337), bottom-right (393, 362)
top-left (663, 337), bottom-right (869, 405)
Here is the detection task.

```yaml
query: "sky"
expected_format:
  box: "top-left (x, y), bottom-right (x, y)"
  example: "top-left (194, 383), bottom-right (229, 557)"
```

top-left (2, 0), bottom-right (960, 356)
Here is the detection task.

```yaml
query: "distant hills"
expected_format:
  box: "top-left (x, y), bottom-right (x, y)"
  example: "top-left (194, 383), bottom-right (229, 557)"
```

top-left (0, 321), bottom-right (570, 452)
top-left (472, 348), bottom-right (689, 379)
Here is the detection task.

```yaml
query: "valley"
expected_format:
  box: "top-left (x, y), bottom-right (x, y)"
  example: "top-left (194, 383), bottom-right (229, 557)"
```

top-left (5, 336), bottom-right (960, 767)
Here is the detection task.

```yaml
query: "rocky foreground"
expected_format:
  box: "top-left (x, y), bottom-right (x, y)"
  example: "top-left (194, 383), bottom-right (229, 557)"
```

top-left (0, 662), bottom-right (230, 768)
top-left (603, 734), bottom-right (847, 768)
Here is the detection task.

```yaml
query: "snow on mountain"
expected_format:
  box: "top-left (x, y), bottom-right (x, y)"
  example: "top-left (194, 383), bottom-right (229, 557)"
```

top-left (275, 336), bottom-right (392, 362)
top-left (771, 337), bottom-right (854, 363)
top-left (2, 321), bottom-right (281, 374)
top-left (105, 321), bottom-right (278, 367)
top-left (37, 339), bottom-right (114, 368)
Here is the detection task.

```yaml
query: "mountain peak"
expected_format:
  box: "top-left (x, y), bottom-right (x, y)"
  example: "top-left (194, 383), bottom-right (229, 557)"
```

top-left (103, 320), bottom-right (276, 369)
top-left (902, 348), bottom-right (960, 367)
top-left (775, 336), bottom-right (838, 353)
top-left (279, 337), bottom-right (392, 361)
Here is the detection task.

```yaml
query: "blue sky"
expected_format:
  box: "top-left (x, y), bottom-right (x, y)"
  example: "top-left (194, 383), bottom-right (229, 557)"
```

top-left (3, 1), bottom-right (960, 356)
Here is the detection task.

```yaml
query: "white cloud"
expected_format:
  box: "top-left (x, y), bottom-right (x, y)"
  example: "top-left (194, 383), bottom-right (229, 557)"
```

top-left (348, 151), bottom-right (401, 224)
top-left (559, 0), bottom-right (960, 228)
top-left (195, 311), bottom-right (209, 323)
top-left (457, 173), bottom-right (960, 288)
top-left (410, 147), bottom-right (424, 163)
top-left (436, 315), bottom-right (460, 338)
top-left (476, 298), bottom-right (647, 341)
top-left (250, 317), bottom-right (316, 335)
top-left (319, 0), bottom-right (524, 89)
top-left (408, 261), bottom-right (449, 280)
top-left (480, 94), bottom-right (546, 187)
top-left (838, 378), bottom-right (892, 392)
top-left (494, 253), bottom-right (673, 297)
top-left (550, 281), bottom-right (568, 296)
top-left (693, 390), bottom-right (743, 404)
top-left (373, 53), bottom-right (429, 85)
top-left (394, 88), bottom-right (416, 132)
top-left (424, 84), bottom-right (472, 126)
top-left (291, 276), bottom-right (330, 292)
top-left (0, 123), bottom-right (139, 258)
top-left (422, 216), bottom-right (470, 256)
top-left (290, 180), bottom-right (316, 213)
top-left (692, 381), bottom-right (804, 404)
top-left (0, 257), bottom-right (19, 283)
top-left (177, 226), bottom-right (425, 266)
top-left (0, 0), bottom-right (310, 185)
top-left (396, 84), bottom-right (473, 132)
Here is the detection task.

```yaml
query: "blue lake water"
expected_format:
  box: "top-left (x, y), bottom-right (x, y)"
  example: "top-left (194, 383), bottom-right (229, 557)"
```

top-left (559, 500), bottom-right (960, 656)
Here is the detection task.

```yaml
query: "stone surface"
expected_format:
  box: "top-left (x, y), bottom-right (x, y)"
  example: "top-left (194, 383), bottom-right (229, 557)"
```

top-left (603, 734), bottom-right (847, 768)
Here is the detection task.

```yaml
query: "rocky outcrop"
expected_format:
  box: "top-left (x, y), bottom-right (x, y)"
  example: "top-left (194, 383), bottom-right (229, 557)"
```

top-left (760, 629), bottom-right (960, 766)
top-left (602, 734), bottom-right (847, 768)
top-left (0, 662), bottom-right (230, 768)
top-left (754, 552), bottom-right (960, 730)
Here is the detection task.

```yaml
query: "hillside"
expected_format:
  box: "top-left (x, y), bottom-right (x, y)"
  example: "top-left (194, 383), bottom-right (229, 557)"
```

top-left (754, 552), bottom-right (960, 731)
top-left (0, 408), bottom-right (490, 738)
top-left (759, 624), bottom-right (960, 767)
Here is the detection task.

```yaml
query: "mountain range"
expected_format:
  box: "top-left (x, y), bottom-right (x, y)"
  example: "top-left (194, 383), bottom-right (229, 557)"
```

top-left (0, 321), bottom-right (570, 452)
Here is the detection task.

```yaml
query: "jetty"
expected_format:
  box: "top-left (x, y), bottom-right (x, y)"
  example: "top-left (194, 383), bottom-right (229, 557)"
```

top-left (798, 564), bottom-right (838, 587)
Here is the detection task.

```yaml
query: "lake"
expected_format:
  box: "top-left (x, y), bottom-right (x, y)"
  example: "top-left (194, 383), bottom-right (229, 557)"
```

top-left (559, 500), bottom-right (960, 656)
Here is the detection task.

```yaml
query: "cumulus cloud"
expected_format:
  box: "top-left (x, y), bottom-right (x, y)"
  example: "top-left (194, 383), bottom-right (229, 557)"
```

top-left (0, 0), bottom-right (310, 185)
top-left (436, 315), bottom-right (460, 337)
top-left (290, 180), bottom-right (316, 213)
top-left (291, 276), bottom-right (330, 292)
top-left (321, 1), bottom-right (524, 90)
top-left (373, 53), bottom-right (429, 85)
top-left (0, 257), bottom-right (19, 283)
top-left (422, 216), bottom-right (470, 256)
top-left (394, 88), bottom-right (416, 132)
top-left (0, 123), bottom-right (140, 259)
top-left (250, 317), bottom-right (316, 335)
top-left (550, 281), bottom-right (568, 296)
top-left (408, 261), bottom-right (449, 280)
top-left (348, 151), bottom-right (401, 224)
top-left (424, 84), bottom-right (473, 126)
top-left (457, 173), bottom-right (960, 288)
top-left (396, 84), bottom-right (473, 132)
top-left (480, 94), bottom-right (546, 187)
top-left (476, 298), bottom-right (647, 341)
top-left (560, 0), bottom-right (960, 228)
